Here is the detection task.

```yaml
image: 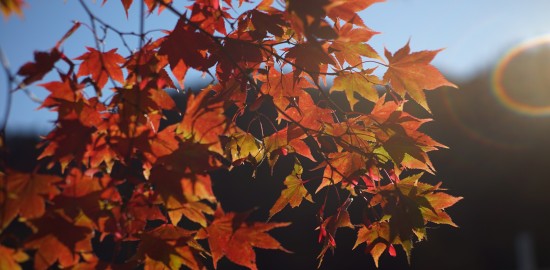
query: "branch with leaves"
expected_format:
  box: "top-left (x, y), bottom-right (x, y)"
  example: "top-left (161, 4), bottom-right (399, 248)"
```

top-left (0, 0), bottom-right (461, 269)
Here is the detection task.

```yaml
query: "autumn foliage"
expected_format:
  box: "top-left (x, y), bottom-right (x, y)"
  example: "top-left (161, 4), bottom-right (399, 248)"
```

top-left (0, 0), bottom-right (461, 269)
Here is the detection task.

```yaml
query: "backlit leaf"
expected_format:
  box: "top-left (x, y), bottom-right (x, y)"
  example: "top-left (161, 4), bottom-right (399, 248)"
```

top-left (24, 211), bottom-right (94, 270)
top-left (269, 159), bottom-right (313, 218)
top-left (330, 22), bottom-right (380, 67)
top-left (331, 70), bottom-right (380, 108)
top-left (197, 207), bottom-right (290, 270)
top-left (17, 48), bottom-right (62, 87)
top-left (134, 224), bottom-right (205, 270)
top-left (0, 170), bottom-right (61, 231)
top-left (75, 47), bottom-right (125, 91)
top-left (158, 17), bottom-right (215, 87)
top-left (383, 41), bottom-right (457, 112)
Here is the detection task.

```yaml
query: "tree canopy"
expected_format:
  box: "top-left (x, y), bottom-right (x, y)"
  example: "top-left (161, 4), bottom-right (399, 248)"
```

top-left (0, 0), bottom-right (460, 269)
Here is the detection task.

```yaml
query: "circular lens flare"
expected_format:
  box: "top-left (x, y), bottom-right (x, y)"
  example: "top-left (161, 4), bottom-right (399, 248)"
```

top-left (492, 34), bottom-right (550, 116)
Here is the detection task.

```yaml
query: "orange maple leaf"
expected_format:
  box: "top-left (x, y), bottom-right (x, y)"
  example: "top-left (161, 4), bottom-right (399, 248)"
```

top-left (134, 224), bottom-right (205, 270)
top-left (383, 41), bottom-right (457, 112)
top-left (197, 207), bottom-right (290, 270)
top-left (330, 22), bottom-right (380, 67)
top-left (176, 89), bottom-right (228, 155)
top-left (269, 160), bottom-right (313, 218)
top-left (0, 170), bottom-right (61, 231)
top-left (260, 68), bottom-right (314, 111)
top-left (331, 69), bottom-right (380, 108)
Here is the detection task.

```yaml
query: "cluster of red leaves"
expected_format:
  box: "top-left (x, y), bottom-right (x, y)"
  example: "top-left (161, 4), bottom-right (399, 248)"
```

top-left (1, 0), bottom-right (461, 269)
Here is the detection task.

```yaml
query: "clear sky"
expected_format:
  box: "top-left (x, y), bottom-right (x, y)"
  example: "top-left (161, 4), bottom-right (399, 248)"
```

top-left (1, 0), bottom-right (550, 133)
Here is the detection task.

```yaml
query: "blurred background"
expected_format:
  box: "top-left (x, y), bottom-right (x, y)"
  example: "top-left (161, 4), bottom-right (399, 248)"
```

top-left (2, 1), bottom-right (550, 269)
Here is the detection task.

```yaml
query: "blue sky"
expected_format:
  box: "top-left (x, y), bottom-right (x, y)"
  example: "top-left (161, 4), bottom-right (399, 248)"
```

top-left (1, 0), bottom-right (550, 133)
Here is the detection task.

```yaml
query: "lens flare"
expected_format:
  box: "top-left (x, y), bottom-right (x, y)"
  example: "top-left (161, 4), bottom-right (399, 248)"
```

top-left (492, 34), bottom-right (550, 116)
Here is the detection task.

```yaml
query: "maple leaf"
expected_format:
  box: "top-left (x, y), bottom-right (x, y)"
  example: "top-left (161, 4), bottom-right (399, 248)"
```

top-left (284, 42), bottom-right (335, 82)
top-left (264, 125), bottom-right (315, 169)
top-left (0, 170), bottom-right (61, 231)
top-left (224, 128), bottom-right (265, 166)
top-left (24, 211), bottom-right (94, 270)
top-left (244, 9), bottom-right (287, 39)
top-left (365, 173), bottom-right (461, 262)
top-left (260, 68), bottom-right (314, 111)
top-left (395, 173), bottom-right (462, 227)
top-left (331, 70), bottom-right (380, 108)
top-left (153, 134), bottom-right (222, 174)
top-left (75, 47), bottom-right (125, 92)
top-left (52, 168), bottom-right (129, 238)
top-left (383, 41), bottom-right (457, 112)
top-left (330, 23), bottom-right (380, 67)
top-left (211, 78), bottom-right (248, 109)
top-left (189, 2), bottom-right (229, 35)
top-left (176, 89), bottom-right (228, 155)
top-left (321, 114), bottom-right (377, 153)
top-left (38, 120), bottom-right (95, 172)
top-left (285, 0), bottom-right (336, 40)
top-left (158, 17), bottom-right (215, 87)
top-left (111, 83), bottom-right (176, 135)
top-left (269, 159), bottom-right (313, 218)
top-left (353, 221), bottom-right (399, 267)
top-left (40, 78), bottom-right (106, 127)
top-left (16, 48), bottom-right (62, 87)
top-left (149, 165), bottom-right (215, 226)
top-left (0, 0), bottom-right (25, 17)
top-left (214, 37), bottom-right (268, 82)
top-left (316, 151), bottom-right (366, 192)
top-left (0, 245), bottom-right (28, 270)
top-left (134, 224), bottom-right (205, 270)
top-left (278, 91), bottom-right (334, 130)
top-left (382, 133), bottom-right (433, 171)
top-left (197, 207), bottom-right (290, 270)
top-left (367, 98), bottom-right (446, 173)
top-left (124, 38), bottom-right (171, 88)
top-left (39, 77), bottom-right (85, 107)
top-left (122, 185), bottom-right (167, 236)
top-left (325, 0), bottom-right (385, 26)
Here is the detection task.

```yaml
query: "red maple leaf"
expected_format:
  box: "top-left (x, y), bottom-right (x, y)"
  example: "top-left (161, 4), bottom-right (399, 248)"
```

top-left (0, 170), bottom-right (61, 231)
top-left (75, 47), bottom-right (125, 91)
top-left (197, 207), bottom-right (290, 270)
top-left (158, 17), bottom-right (215, 87)
top-left (284, 42), bottom-right (335, 82)
top-left (17, 48), bottom-right (62, 87)
top-left (134, 224), bottom-right (205, 270)
top-left (24, 211), bottom-right (94, 270)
